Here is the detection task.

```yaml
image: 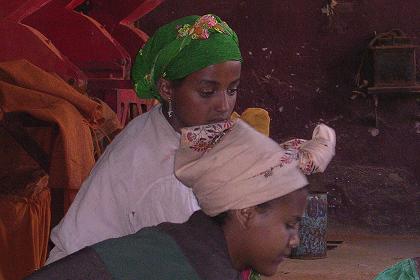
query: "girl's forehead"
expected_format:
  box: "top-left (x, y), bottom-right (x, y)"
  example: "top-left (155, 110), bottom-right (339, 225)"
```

top-left (270, 190), bottom-right (309, 215)
top-left (184, 61), bottom-right (241, 84)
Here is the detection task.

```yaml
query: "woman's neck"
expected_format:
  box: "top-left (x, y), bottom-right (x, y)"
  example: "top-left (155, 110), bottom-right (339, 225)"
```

top-left (162, 106), bottom-right (182, 133)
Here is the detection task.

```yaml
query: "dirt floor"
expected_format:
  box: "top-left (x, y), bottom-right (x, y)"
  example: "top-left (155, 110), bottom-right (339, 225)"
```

top-left (265, 226), bottom-right (420, 280)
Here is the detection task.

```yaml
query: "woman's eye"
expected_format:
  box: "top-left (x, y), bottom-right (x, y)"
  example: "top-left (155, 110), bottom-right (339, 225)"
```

top-left (286, 222), bottom-right (299, 229)
top-left (199, 88), bottom-right (238, 97)
top-left (199, 90), bottom-right (216, 97)
top-left (227, 88), bottom-right (239, 96)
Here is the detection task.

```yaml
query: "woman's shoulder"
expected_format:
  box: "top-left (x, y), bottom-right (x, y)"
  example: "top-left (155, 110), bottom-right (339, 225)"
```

top-left (94, 105), bottom-right (178, 175)
top-left (117, 105), bottom-right (161, 137)
top-left (91, 227), bottom-right (202, 279)
top-left (105, 105), bottom-right (174, 154)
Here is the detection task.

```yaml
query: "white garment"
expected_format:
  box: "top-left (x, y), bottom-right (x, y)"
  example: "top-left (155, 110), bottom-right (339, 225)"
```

top-left (46, 105), bottom-right (200, 264)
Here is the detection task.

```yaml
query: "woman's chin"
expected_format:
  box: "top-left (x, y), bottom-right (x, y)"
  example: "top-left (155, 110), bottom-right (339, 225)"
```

top-left (256, 260), bottom-right (283, 277)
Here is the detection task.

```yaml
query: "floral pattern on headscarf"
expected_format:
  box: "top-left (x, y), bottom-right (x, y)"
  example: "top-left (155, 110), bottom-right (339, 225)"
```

top-left (177, 14), bottom-right (228, 40)
top-left (249, 148), bottom-right (299, 179)
top-left (280, 138), bottom-right (317, 175)
top-left (183, 120), bottom-right (235, 152)
top-left (249, 126), bottom-right (334, 181)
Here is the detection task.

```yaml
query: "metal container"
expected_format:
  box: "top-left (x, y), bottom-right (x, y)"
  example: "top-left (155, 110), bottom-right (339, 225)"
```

top-left (371, 44), bottom-right (417, 87)
top-left (290, 192), bottom-right (328, 259)
top-left (369, 32), bottom-right (418, 87)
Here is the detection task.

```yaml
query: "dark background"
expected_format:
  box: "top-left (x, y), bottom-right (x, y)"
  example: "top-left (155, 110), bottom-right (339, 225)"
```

top-left (139, 0), bottom-right (420, 233)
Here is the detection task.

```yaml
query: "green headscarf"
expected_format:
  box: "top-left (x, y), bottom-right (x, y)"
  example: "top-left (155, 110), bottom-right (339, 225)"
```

top-left (131, 14), bottom-right (242, 100)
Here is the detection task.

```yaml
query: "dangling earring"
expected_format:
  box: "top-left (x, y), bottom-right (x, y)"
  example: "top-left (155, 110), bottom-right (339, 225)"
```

top-left (167, 98), bottom-right (174, 118)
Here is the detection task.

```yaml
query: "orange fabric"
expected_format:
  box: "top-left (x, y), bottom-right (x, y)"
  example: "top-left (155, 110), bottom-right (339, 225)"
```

top-left (0, 172), bottom-right (51, 280)
top-left (0, 60), bottom-right (103, 209)
top-left (231, 108), bottom-right (271, 137)
top-left (0, 60), bottom-right (122, 278)
top-left (91, 98), bottom-right (123, 159)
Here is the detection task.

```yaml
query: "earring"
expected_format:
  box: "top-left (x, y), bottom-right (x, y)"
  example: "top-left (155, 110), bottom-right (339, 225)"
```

top-left (168, 98), bottom-right (174, 118)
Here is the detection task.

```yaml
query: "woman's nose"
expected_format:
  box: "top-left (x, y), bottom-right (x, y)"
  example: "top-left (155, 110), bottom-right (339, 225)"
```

top-left (214, 91), bottom-right (231, 113)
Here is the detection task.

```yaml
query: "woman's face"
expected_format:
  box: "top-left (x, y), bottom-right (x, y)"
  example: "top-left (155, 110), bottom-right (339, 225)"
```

top-left (230, 188), bottom-right (308, 276)
top-left (162, 60), bottom-right (241, 131)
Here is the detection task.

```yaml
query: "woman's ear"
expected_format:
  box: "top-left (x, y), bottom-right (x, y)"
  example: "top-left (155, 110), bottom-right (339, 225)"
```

top-left (232, 207), bottom-right (258, 230)
top-left (157, 78), bottom-right (173, 102)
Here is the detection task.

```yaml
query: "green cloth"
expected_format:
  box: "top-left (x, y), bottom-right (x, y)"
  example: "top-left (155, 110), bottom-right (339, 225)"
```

top-left (25, 211), bottom-right (240, 279)
top-left (131, 14), bottom-right (242, 100)
top-left (374, 259), bottom-right (420, 280)
top-left (93, 227), bottom-right (201, 280)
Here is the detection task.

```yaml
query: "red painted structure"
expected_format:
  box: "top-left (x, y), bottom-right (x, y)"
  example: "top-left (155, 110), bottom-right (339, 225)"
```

top-left (0, 0), bottom-right (162, 117)
top-left (67, 0), bottom-right (162, 59)
top-left (0, 1), bottom-right (86, 88)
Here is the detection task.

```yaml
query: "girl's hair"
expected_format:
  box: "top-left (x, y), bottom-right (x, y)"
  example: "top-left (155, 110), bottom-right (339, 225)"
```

top-left (169, 77), bottom-right (185, 88)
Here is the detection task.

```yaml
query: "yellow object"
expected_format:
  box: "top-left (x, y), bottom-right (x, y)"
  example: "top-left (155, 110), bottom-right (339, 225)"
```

top-left (231, 108), bottom-right (270, 136)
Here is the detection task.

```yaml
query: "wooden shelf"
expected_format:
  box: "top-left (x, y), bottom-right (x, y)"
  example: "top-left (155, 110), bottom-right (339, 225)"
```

top-left (368, 85), bottom-right (420, 94)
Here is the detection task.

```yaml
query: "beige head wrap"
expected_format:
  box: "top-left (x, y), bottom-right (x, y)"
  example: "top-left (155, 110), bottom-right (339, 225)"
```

top-left (175, 120), bottom-right (336, 217)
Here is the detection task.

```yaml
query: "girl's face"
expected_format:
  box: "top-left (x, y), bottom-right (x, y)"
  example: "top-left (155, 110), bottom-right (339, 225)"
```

top-left (228, 188), bottom-right (308, 277)
top-left (160, 60), bottom-right (241, 132)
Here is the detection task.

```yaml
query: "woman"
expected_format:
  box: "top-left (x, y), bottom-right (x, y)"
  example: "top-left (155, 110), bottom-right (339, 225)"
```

top-left (27, 120), bottom-right (336, 279)
top-left (46, 14), bottom-right (242, 264)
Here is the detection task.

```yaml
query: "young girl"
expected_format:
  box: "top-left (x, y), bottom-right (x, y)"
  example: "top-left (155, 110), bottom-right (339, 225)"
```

top-left (46, 14), bottom-right (243, 264)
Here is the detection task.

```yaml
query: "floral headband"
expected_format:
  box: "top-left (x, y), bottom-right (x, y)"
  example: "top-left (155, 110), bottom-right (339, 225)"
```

top-left (176, 14), bottom-right (231, 40)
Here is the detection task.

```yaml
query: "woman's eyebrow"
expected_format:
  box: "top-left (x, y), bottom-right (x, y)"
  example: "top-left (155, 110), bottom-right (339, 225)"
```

top-left (198, 80), bottom-right (219, 86)
top-left (229, 78), bottom-right (241, 86)
top-left (198, 78), bottom-right (241, 87)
